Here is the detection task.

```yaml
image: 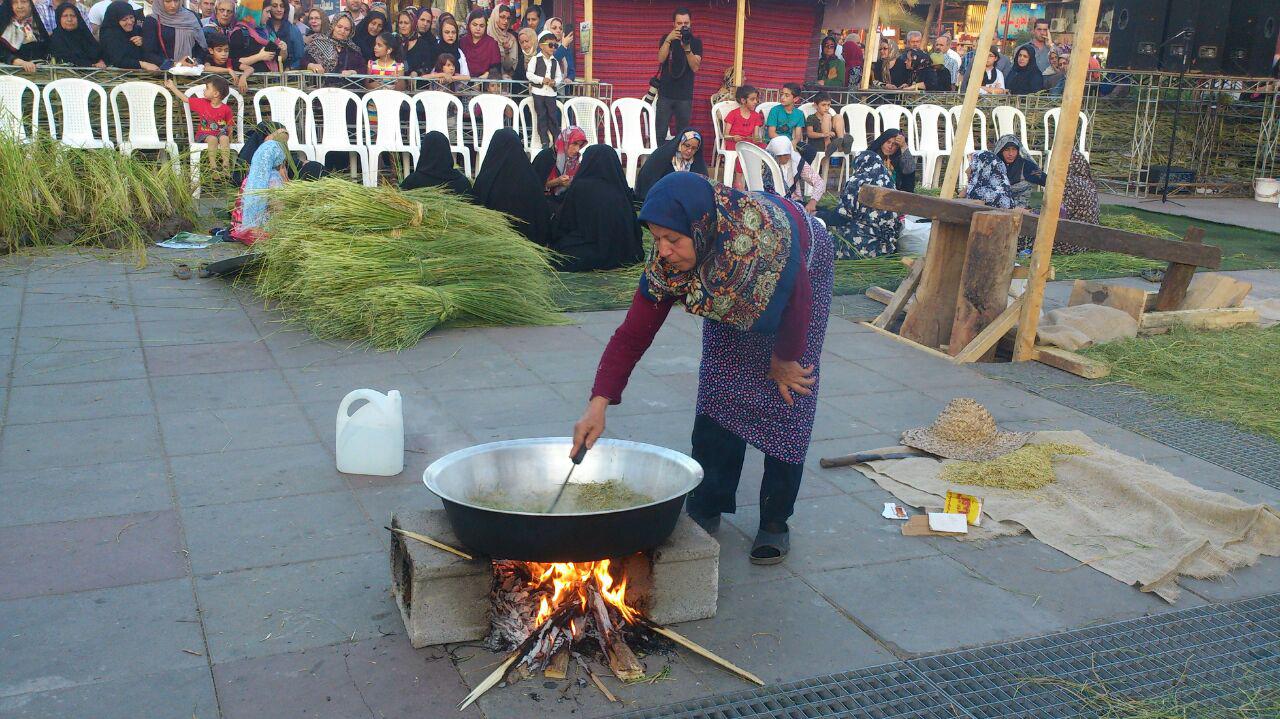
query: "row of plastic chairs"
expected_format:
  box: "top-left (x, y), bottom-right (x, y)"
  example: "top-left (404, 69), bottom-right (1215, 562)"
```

top-left (711, 100), bottom-right (1090, 191)
top-left (1, 76), bottom-right (656, 189)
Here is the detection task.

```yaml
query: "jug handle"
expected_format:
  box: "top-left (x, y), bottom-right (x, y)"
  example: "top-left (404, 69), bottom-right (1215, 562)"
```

top-left (336, 389), bottom-right (386, 438)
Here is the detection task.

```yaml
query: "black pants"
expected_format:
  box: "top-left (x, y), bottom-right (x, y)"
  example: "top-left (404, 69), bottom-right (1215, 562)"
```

top-left (686, 414), bottom-right (803, 528)
top-left (533, 95), bottom-right (562, 146)
top-left (654, 96), bottom-right (692, 143)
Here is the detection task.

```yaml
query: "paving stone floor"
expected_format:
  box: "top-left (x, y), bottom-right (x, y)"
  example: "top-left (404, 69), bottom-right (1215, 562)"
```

top-left (1, 250), bottom-right (1277, 719)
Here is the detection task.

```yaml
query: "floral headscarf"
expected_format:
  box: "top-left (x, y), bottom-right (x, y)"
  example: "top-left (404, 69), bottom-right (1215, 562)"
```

top-left (672, 130), bottom-right (701, 172)
top-left (965, 150), bottom-right (1015, 209)
top-left (307, 11), bottom-right (359, 71)
top-left (554, 125), bottom-right (588, 177)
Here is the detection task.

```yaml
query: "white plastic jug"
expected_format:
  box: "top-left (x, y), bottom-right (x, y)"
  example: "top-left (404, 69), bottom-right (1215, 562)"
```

top-left (335, 389), bottom-right (404, 476)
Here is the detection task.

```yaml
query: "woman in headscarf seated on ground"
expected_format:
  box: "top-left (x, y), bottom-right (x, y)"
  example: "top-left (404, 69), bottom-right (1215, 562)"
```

top-left (0, 0), bottom-right (50, 73)
top-left (817, 130), bottom-right (910, 259)
top-left (999, 149), bottom-right (1092, 255)
top-left (547, 145), bottom-right (643, 273)
top-left (532, 125), bottom-right (587, 213)
top-left (988, 134), bottom-right (1045, 209)
top-left (97, 1), bottom-right (160, 70)
top-left (762, 136), bottom-right (823, 214)
top-left (399, 130), bottom-right (472, 197)
top-left (48, 2), bottom-right (103, 66)
top-left (634, 128), bottom-right (708, 203)
top-left (141, 0), bottom-right (207, 69)
top-left (231, 127), bottom-right (290, 244)
top-left (472, 128), bottom-right (553, 246)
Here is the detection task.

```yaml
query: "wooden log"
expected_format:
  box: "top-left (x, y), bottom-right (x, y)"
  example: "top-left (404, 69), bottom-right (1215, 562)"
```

top-left (1013, 0), bottom-right (1104, 361)
top-left (1152, 228), bottom-right (1204, 311)
top-left (1180, 273), bottom-right (1253, 310)
top-left (1035, 346), bottom-right (1110, 379)
top-left (872, 258), bottom-right (924, 328)
top-left (857, 187), bottom-right (1222, 269)
top-left (866, 285), bottom-right (895, 305)
top-left (1139, 307), bottom-right (1260, 333)
top-left (938, 0), bottom-right (1007, 198)
top-left (732, 0), bottom-right (745, 86)
top-left (860, 0), bottom-right (881, 90)
top-left (605, 634), bottom-right (645, 682)
top-left (900, 220), bottom-right (970, 348)
top-left (949, 211), bottom-right (1019, 359)
top-left (954, 297), bottom-right (1024, 363)
top-left (641, 619), bottom-right (765, 686)
top-left (859, 322), bottom-right (959, 363)
top-left (575, 656), bottom-right (620, 703)
top-left (545, 646), bottom-right (571, 680)
top-left (1067, 280), bottom-right (1149, 322)
top-left (583, 0), bottom-right (594, 82)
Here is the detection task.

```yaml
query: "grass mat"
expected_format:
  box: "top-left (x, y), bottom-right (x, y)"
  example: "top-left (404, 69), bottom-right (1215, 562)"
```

top-left (1082, 326), bottom-right (1280, 442)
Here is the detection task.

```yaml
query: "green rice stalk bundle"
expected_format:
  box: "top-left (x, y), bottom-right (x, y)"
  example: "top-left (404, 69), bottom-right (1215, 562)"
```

top-left (941, 443), bottom-right (1089, 491)
top-left (1082, 326), bottom-right (1280, 441)
top-left (1098, 213), bottom-right (1180, 239)
top-left (251, 181), bottom-right (565, 350)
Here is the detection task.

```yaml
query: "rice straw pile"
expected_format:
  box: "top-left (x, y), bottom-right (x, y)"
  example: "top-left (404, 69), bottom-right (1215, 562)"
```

top-left (251, 179), bottom-right (565, 350)
top-left (941, 443), bottom-right (1089, 491)
top-left (0, 132), bottom-right (196, 265)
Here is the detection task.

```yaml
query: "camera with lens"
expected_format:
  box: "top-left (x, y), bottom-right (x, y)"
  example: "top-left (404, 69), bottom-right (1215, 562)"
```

top-left (678, 27), bottom-right (692, 44)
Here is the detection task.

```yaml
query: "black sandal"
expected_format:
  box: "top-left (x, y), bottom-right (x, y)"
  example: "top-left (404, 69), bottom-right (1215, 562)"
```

top-left (750, 527), bottom-right (790, 565)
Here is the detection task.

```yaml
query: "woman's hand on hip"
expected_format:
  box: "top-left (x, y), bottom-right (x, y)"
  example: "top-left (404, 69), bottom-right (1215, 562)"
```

top-left (768, 355), bottom-right (815, 406)
top-left (571, 396), bottom-right (610, 458)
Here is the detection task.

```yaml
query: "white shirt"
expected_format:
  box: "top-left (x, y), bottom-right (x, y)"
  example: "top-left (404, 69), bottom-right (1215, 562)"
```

top-left (526, 52), bottom-right (564, 96)
top-left (978, 68), bottom-right (1005, 93)
top-left (945, 48), bottom-right (962, 84)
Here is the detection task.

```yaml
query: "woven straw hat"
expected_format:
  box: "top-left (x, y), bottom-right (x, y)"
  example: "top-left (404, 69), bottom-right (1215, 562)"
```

top-left (901, 398), bottom-right (1031, 462)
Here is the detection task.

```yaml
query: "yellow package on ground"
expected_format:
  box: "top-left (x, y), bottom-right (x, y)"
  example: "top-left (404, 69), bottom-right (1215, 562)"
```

top-left (943, 491), bottom-right (983, 526)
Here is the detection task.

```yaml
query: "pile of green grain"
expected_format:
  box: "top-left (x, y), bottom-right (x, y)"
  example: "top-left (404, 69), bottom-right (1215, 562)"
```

top-left (941, 443), bottom-right (1089, 491)
top-left (468, 479), bottom-right (652, 513)
top-left (251, 179), bottom-right (565, 350)
top-left (0, 132), bottom-right (196, 266)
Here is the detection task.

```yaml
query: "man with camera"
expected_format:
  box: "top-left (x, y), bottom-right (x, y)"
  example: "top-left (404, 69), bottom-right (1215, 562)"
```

top-left (654, 7), bottom-right (702, 142)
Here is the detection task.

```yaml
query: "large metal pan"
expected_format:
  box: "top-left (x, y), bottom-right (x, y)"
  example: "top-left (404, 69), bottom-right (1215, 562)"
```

top-left (423, 438), bottom-right (703, 562)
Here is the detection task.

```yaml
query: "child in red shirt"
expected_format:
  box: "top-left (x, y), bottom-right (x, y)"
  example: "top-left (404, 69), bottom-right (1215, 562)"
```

top-left (722, 84), bottom-right (763, 189)
top-left (165, 76), bottom-right (235, 179)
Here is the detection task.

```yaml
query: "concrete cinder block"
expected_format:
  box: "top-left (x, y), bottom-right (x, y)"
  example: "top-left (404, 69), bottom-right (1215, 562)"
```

top-left (390, 510), bottom-right (720, 648)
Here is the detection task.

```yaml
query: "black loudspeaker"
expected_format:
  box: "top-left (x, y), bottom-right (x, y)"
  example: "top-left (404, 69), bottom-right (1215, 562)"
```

top-left (1107, 0), bottom-right (1167, 71)
top-left (1162, 0), bottom-right (1230, 73)
top-left (1225, 0), bottom-right (1280, 77)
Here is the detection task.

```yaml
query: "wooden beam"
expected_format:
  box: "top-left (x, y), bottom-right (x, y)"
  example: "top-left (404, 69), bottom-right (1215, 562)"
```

top-left (1139, 307), bottom-right (1260, 333)
top-left (1035, 346), bottom-right (1110, 379)
top-left (938, 0), bottom-right (1005, 199)
top-left (949, 210), bottom-right (1019, 359)
top-left (859, 321), bottom-right (959, 363)
top-left (1179, 273), bottom-right (1252, 311)
top-left (857, 187), bottom-right (1222, 268)
top-left (866, 285), bottom-right (895, 305)
top-left (872, 257), bottom-right (924, 328)
top-left (899, 220), bottom-right (970, 348)
top-left (954, 297), bottom-right (1024, 363)
top-left (583, 0), bottom-right (594, 82)
top-left (860, 0), bottom-right (881, 90)
top-left (1013, 0), bottom-right (1103, 361)
top-left (1152, 227), bottom-right (1204, 311)
top-left (732, 0), bottom-right (746, 86)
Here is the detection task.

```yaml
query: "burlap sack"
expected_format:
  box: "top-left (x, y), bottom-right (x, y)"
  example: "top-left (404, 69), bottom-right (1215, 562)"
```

top-left (855, 431), bottom-right (1280, 603)
top-left (1037, 304), bottom-right (1138, 350)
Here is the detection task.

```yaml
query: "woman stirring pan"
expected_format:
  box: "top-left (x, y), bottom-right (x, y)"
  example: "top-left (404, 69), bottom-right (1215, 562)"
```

top-left (571, 172), bottom-right (834, 565)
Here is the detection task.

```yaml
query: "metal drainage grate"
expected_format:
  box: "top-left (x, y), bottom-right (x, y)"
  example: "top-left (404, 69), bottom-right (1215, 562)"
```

top-left (979, 361), bottom-right (1280, 489)
top-left (614, 594), bottom-right (1280, 719)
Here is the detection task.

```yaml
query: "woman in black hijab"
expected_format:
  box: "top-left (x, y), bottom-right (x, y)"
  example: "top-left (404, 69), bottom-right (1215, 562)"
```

top-left (400, 130), bottom-right (472, 197)
top-left (867, 128), bottom-right (917, 192)
top-left (634, 128), bottom-right (707, 203)
top-left (548, 145), bottom-right (643, 272)
top-left (889, 49), bottom-right (931, 90)
top-left (98, 1), bottom-right (160, 70)
top-left (48, 2), bottom-right (102, 66)
top-left (352, 8), bottom-right (385, 60)
top-left (1005, 46), bottom-right (1044, 95)
top-left (472, 128), bottom-right (552, 246)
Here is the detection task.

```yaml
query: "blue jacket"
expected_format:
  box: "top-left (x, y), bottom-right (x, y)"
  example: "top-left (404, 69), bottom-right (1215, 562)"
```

top-left (265, 18), bottom-right (305, 70)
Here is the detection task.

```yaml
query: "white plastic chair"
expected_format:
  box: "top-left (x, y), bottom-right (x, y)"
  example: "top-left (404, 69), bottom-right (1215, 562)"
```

top-left (468, 93), bottom-right (519, 170)
top-left (838, 103), bottom-right (879, 184)
top-left (0, 75), bottom-right (40, 142)
top-left (181, 84), bottom-right (244, 190)
top-left (710, 99), bottom-right (740, 184)
top-left (362, 89), bottom-right (418, 185)
top-left (735, 141), bottom-right (784, 194)
top-left (875, 104), bottom-right (916, 151)
top-left (912, 104), bottom-right (952, 188)
top-left (563, 95), bottom-right (611, 147)
top-left (43, 78), bottom-right (112, 149)
top-left (948, 106), bottom-right (987, 187)
top-left (990, 105), bottom-right (1043, 163)
top-left (414, 90), bottom-right (470, 178)
top-left (610, 97), bottom-right (656, 188)
top-left (757, 101), bottom-right (780, 126)
top-left (516, 95), bottom-right (565, 159)
top-left (109, 82), bottom-right (179, 168)
top-left (306, 87), bottom-right (371, 184)
top-left (1043, 107), bottom-right (1090, 171)
top-left (253, 86), bottom-right (314, 160)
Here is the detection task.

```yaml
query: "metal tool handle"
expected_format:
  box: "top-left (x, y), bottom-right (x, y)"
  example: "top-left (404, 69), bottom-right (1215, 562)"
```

top-left (570, 443), bottom-right (588, 465)
top-left (545, 444), bottom-right (590, 514)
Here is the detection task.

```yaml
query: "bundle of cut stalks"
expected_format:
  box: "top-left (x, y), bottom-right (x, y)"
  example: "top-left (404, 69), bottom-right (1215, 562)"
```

top-left (252, 179), bottom-right (565, 349)
top-left (0, 132), bottom-right (196, 266)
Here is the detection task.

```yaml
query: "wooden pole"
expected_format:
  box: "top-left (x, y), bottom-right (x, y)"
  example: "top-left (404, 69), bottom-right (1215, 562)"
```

top-left (733, 0), bottom-right (746, 85)
top-left (583, 0), bottom-right (593, 82)
top-left (860, 0), bottom-right (881, 90)
top-left (937, 0), bottom-right (1004, 200)
top-left (1012, 0), bottom-right (1102, 361)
